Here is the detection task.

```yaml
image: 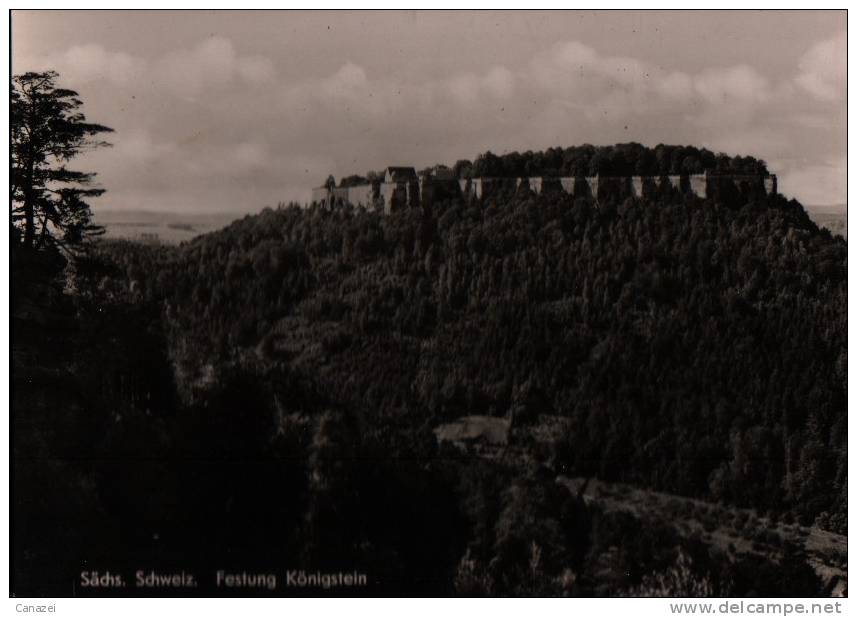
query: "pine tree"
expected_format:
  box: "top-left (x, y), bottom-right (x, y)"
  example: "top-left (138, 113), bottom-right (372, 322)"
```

top-left (11, 70), bottom-right (113, 253)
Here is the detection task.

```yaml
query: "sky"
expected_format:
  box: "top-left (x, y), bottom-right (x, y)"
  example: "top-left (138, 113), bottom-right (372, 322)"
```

top-left (12, 10), bottom-right (847, 213)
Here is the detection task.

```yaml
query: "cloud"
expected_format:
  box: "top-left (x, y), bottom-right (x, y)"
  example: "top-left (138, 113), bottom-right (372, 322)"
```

top-left (18, 43), bottom-right (146, 87)
top-left (157, 37), bottom-right (277, 100)
top-left (18, 36), bottom-right (278, 102)
top-left (63, 44), bottom-right (145, 86)
top-left (482, 66), bottom-right (515, 99)
top-left (236, 55), bottom-right (276, 84)
top-left (693, 65), bottom-right (770, 104)
top-left (109, 129), bottom-right (175, 164)
top-left (529, 41), bottom-right (644, 99)
top-left (530, 40), bottom-right (772, 111)
top-left (658, 72), bottom-right (694, 100)
top-left (794, 34), bottom-right (845, 102)
top-left (446, 66), bottom-right (514, 106)
top-left (324, 62), bottom-right (369, 93)
top-left (14, 31), bottom-right (846, 212)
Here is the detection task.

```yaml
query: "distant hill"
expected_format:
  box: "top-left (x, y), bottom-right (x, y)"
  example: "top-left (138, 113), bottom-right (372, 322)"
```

top-left (93, 209), bottom-right (237, 244)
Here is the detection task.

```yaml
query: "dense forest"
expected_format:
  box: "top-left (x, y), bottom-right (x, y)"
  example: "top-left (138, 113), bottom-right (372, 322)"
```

top-left (339, 143), bottom-right (771, 187)
top-left (12, 151), bottom-right (845, 596)
top-left (455, 143), bottom-right (771, 179)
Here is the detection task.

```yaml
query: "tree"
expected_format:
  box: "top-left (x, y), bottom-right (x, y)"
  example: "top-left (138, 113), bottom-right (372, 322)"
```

top-left (338, 174), bottom-right (367, 187)
top-left (452, 159), bottom-right (473, 179)
top-left (11, 71), bottom-right (113, 253)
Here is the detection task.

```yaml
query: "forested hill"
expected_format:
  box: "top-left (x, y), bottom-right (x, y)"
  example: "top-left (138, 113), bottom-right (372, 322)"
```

top-left (89, 185), bottom-right (846, 534)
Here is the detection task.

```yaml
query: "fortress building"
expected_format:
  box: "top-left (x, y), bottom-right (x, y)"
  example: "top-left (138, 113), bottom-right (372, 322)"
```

top-left (311, 167), bottom-right (778, 212)
top-left (311, 166), bottom-right (425, 213)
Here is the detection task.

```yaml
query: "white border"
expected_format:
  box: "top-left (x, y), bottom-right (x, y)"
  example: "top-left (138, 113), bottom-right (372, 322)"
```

top-left (1, 6), bottom-right (851, 616)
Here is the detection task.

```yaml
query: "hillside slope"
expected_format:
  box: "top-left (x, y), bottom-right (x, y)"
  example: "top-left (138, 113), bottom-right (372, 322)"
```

top-left (94, 186), bottom-right (846, 532)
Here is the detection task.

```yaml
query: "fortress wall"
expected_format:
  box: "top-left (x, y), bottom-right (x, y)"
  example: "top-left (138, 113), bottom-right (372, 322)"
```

top-left (704, 174), bottom-right (779, 201)
top-left (482, 177), bottom-right (511, 197)
top-left (406, 182), bottom-right (419, 207)
top-left (479, 177), bottom-right (507, 198)
top-left (706, 175), bottom-right (734, 200)
top-left (586, 177), bottom-right (599, 199)
top-left (661, 175), bottom-right (682, 191)
top-left (540, 177), bottom-right (563, 193)
top-left (316, 172), bottom-right (777, 210)
top-left (313, 184), bottom-right (376, 208)
top-left (418, 178), bottom-right (433, 205)
top-left (689, 174), bottom-right (707, 199)
top-left (311, 187), bottom-right (329, 204)
top-left (330, 187), bottom-right (351, 204)
top-left (572, 177), bottom-right (591, 197)
top-left (351, 184), bottom-right (375, 208)
top-left (727, 175), bottom-right (760, 184)
top-left (764, 175), bottom-right (777, 195)
top-left (428, 178), bottom-right (461, 202)
top-left (380, 182), bottom-right (407, 213)
top-left (596, 176), bottom-right (630, 199)
top-left (515, 178), bottom-right (533, 191)
top-left (643, 176), bottom-right (658, 197)
top-left (630, 176), bottom-right (659, 199)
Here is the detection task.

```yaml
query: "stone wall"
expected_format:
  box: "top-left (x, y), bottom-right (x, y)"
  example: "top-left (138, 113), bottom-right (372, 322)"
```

top-left (586, 176), bottom-right (599, 199)
top-left (764, 176), bottom-right (777, 195)
top-left (665, 175), bottom-right (683, 191)
top-left (313, 172), bottom-right (777, 212)
top-left (350, 184), bottom-right (375, 208)
top-left (311, 187), bottom-right (330, 204)
top-left (311, 183), bottom-right (376, 209)
top-left (689, 174), bottom-right (707, 199)
top-left (380, 182), bottom-right (411, 214)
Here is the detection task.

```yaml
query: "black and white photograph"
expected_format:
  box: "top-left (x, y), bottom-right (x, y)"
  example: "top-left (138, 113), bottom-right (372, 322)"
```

top-left (8, 9), bottom-right (848, 603)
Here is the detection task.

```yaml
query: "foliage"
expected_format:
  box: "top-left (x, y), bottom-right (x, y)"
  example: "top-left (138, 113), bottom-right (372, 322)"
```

top-left (11, 71), bottom-right (113, 253)
top-left (453, 143), bottom-right (769, 178)
top-left (90, 184), bottom-right (846, 533)
top-left (339, 174), bottom-right (369, 187)
top-left (627, 549), bottom-right (719, 597)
